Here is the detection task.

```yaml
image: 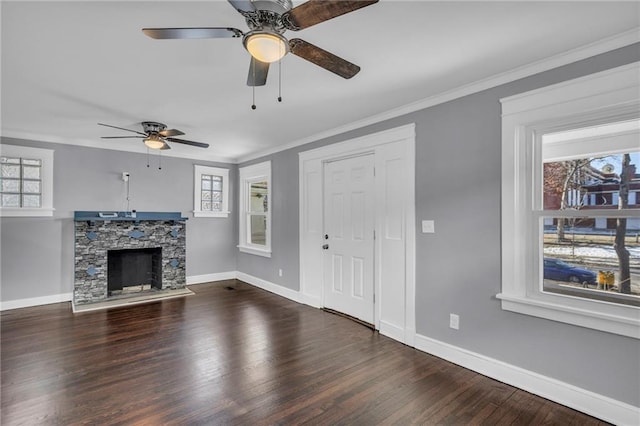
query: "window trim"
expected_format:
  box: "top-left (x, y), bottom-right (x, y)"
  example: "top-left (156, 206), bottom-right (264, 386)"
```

top-left (0, 145), bottom-right (54, 217)
top-left (238, 161), bottom-right (271, 257)
top-left (193, 165), bottom-right (229, 218)
top-left (499, 62), bottom-right (640, 339)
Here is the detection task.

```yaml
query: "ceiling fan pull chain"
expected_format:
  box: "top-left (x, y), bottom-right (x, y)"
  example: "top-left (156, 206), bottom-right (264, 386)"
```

top-left (251, 59), bottom-right (257, 110)
top-left (278, 56), bottom-right (282, 103)
top-left (146, 147), bottom-right (150, 168)
top-left (158, 150), bottom-right (162, 170)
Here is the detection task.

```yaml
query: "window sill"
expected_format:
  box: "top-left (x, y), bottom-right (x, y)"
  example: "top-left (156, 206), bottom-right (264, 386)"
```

top-left (193, 211), bottom-right (229, 218)
top-left (238, 245), bottom-right (272, 258)
top-left (0, 208), bottom-right (55, 217)
top-left (497, 292), bottom-right (640, 339)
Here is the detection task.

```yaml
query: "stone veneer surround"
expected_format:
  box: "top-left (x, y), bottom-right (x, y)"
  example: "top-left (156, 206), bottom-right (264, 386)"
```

top-left (74, 212), bottom-right (186, 306)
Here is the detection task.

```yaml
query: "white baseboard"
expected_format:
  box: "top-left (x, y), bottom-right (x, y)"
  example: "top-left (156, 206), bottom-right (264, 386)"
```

top-left (1, 292), bottom-right (72, 311)
top-left (414, 334), bottom-right (639, 426)
top-left (379, 320), bottom-right (405, 343)
top-left (236, 272), bottom-right (308, 305)
top-left (187, 271), bottom-right (237, 285)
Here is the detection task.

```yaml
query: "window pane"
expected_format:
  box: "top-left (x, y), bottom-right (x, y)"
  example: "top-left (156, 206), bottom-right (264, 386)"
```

top-left (212, 178), bottom-right (222, 191)
top-left (250, 181), bottom-right (267, 213)
top-left (22, 166), bottom-right (41, 179)
top-left (22, 158), bottom-right (41, 166)
top-left (202, 177), bottom-right (211, 190)
top-left (201, 200), bottom-right (211, 211)
top-left (22, 195), bottom-right (41, 208)
top-left (1, 179), bottom-right (20, 193)
top-left (543, 216), bottom-right (639, 306)
top-left (212, 202), bottom-right (221, 212)
top-left (201, 190), bottom-right (211, 201)
top-left (22, 180), bottom-right (41, 194)
top-left (1, 194), bottom-right (20, 207)
top-left (1, 164), bottom-right (20, 178)
top-left (543, 151), bottom-right (639, 210)
top-left (250, 214), bottom-right (266, 245)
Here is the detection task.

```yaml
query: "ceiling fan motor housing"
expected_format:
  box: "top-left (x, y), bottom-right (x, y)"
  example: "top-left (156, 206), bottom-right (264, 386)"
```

top-left (141, 121), bottom-right (167, 134)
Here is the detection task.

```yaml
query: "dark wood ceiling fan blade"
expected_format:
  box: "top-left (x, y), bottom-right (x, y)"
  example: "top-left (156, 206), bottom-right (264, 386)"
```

top-left (247, 57), bottom-right (270, 86)
top-left (283, 0), bottom-right (379, 31)
top-left (289, 38), bottom-right (360, 79)
top-left (142, 27), bottom-right (243, 39)
top-left (159, 129), bottom-right (185, 137)
top-left (166, 138), bottom-right (210, 148)
top-left (101, 136), bottom-right (145, 139)
top-left (98, 123), bottom-right (147, 136)
top-left (228, 0), bottom-right (255, 12)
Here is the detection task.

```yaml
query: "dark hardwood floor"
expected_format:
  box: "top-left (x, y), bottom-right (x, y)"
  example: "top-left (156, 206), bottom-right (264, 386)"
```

top-left (1, 280), bottom-right (608, 425)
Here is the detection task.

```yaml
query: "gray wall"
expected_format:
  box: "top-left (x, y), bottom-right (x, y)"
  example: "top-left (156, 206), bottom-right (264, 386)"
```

top-left (237, 44), bottom-right (640, 406)
top-left (0, 138), bottom-right (237, 301)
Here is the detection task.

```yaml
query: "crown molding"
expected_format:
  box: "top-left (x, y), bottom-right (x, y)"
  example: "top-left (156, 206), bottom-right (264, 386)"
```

top-left (236, 28), bottom-right (640, 164)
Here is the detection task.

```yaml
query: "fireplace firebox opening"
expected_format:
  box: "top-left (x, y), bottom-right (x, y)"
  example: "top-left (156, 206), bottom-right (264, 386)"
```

top-left (107, 248), bottom-right (162, 296)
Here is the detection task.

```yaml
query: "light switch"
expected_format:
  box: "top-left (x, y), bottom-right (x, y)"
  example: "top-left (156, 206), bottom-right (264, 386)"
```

top-left (422, 220), bottom-right (435, 233)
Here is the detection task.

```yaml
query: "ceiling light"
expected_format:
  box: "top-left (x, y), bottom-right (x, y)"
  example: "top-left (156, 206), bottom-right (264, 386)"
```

top-left (243, 31), bottom-right (288, 63)
top-left (143, 134), bottom-right (168, 150)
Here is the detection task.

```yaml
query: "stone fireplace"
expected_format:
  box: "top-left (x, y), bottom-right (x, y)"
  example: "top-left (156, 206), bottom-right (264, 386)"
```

top-left (73, 211), bottom-right (187, 308)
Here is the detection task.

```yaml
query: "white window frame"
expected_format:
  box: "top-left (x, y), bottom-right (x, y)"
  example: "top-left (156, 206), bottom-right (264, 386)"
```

top-left (0, 144), bottom-right (54, 217)
top-left (238, 161), bottom-right (271, 257)
top-left (193, 165), bottom-right (229, 218)
top-left (499, 62), bottom-right (640, 339)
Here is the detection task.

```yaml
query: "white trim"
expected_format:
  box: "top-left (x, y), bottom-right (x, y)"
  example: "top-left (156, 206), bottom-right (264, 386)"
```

top-left (236, 271), bottom-right (308, 305)
top-left (186, 271), bottom-right (237, 285)
top-left (500, 61), bottom-right (640, 338)
top-left (414, 333), bottom-right (640, 426)
top-left (299, 123), bottom-right (416, 345)
top-left (237, 29), bottom-right (640, 164)
top-left (0, 144), bottom-right (54, 217)
top-left (0, 292), bottom-right (72, 311)
top-left (193, 165), bottom-right (230, 218)
top-left (238, 161), bottom-right (272, 256)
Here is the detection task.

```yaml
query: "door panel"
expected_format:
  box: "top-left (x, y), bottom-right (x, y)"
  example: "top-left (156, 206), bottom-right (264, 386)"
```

top-left (323, 154), bottom-right (375, 324)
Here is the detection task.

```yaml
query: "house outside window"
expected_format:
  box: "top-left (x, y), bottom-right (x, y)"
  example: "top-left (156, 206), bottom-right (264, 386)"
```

top-left (0, 145), bottom-right (54, 217)
top-left (238, 161), bottom-right (271, 257)
top-left (193, 165), bottom-right (229, 218)
top-left (499, 62), bottom-right (639, 339)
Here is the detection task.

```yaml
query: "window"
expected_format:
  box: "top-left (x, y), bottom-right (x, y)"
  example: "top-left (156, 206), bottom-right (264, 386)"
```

top-left (499, 62), bottom-right (639, 338)
top-left (238, 161), bottom-right (271, 257)
top-left (193, 165), bottom-right (229, 218)
top-left (0, 145), bottom-right (54, 217)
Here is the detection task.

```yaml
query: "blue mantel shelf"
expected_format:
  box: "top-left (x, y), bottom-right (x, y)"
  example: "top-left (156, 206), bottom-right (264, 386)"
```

top-left (74, 211), bottom-right (188, 222)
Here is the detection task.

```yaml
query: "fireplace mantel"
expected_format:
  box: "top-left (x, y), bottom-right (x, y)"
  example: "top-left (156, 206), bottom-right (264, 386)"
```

top-left (73, 211), bottom-right (187, 309)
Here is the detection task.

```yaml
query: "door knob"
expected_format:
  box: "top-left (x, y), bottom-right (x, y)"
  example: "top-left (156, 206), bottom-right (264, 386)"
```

top-left (322, 244), bottom-right (329, 250)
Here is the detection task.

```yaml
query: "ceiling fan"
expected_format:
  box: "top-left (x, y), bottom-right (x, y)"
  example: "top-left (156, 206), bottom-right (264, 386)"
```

top-left (98, 122), bottom-right (210, 150)
top-left (142, 0), bottom-right (379, 86)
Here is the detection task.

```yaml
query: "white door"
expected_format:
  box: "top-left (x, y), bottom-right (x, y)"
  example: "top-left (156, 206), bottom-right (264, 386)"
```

top-left (323, 154), bottom-right (375, 324)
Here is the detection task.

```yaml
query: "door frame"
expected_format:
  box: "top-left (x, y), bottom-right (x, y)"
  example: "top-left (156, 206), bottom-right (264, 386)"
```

top-left (298, 123), bottom-right (416, 345)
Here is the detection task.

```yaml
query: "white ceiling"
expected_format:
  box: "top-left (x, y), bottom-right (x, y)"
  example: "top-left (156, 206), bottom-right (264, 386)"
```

top-left (2, 1), bottom-right (639, 163)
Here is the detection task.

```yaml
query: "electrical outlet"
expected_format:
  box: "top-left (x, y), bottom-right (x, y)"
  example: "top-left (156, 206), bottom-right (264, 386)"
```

top-left (278, 269), bottom-right (283, 277)
top-left (449, 313), bottom-right (460, 330)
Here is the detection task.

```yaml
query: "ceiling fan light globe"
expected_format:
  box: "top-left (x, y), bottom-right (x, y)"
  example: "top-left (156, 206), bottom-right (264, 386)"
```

top-left (144, 135), bottom-right (167, 150)
top-left (244, 32), bottom-right (288, 63)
